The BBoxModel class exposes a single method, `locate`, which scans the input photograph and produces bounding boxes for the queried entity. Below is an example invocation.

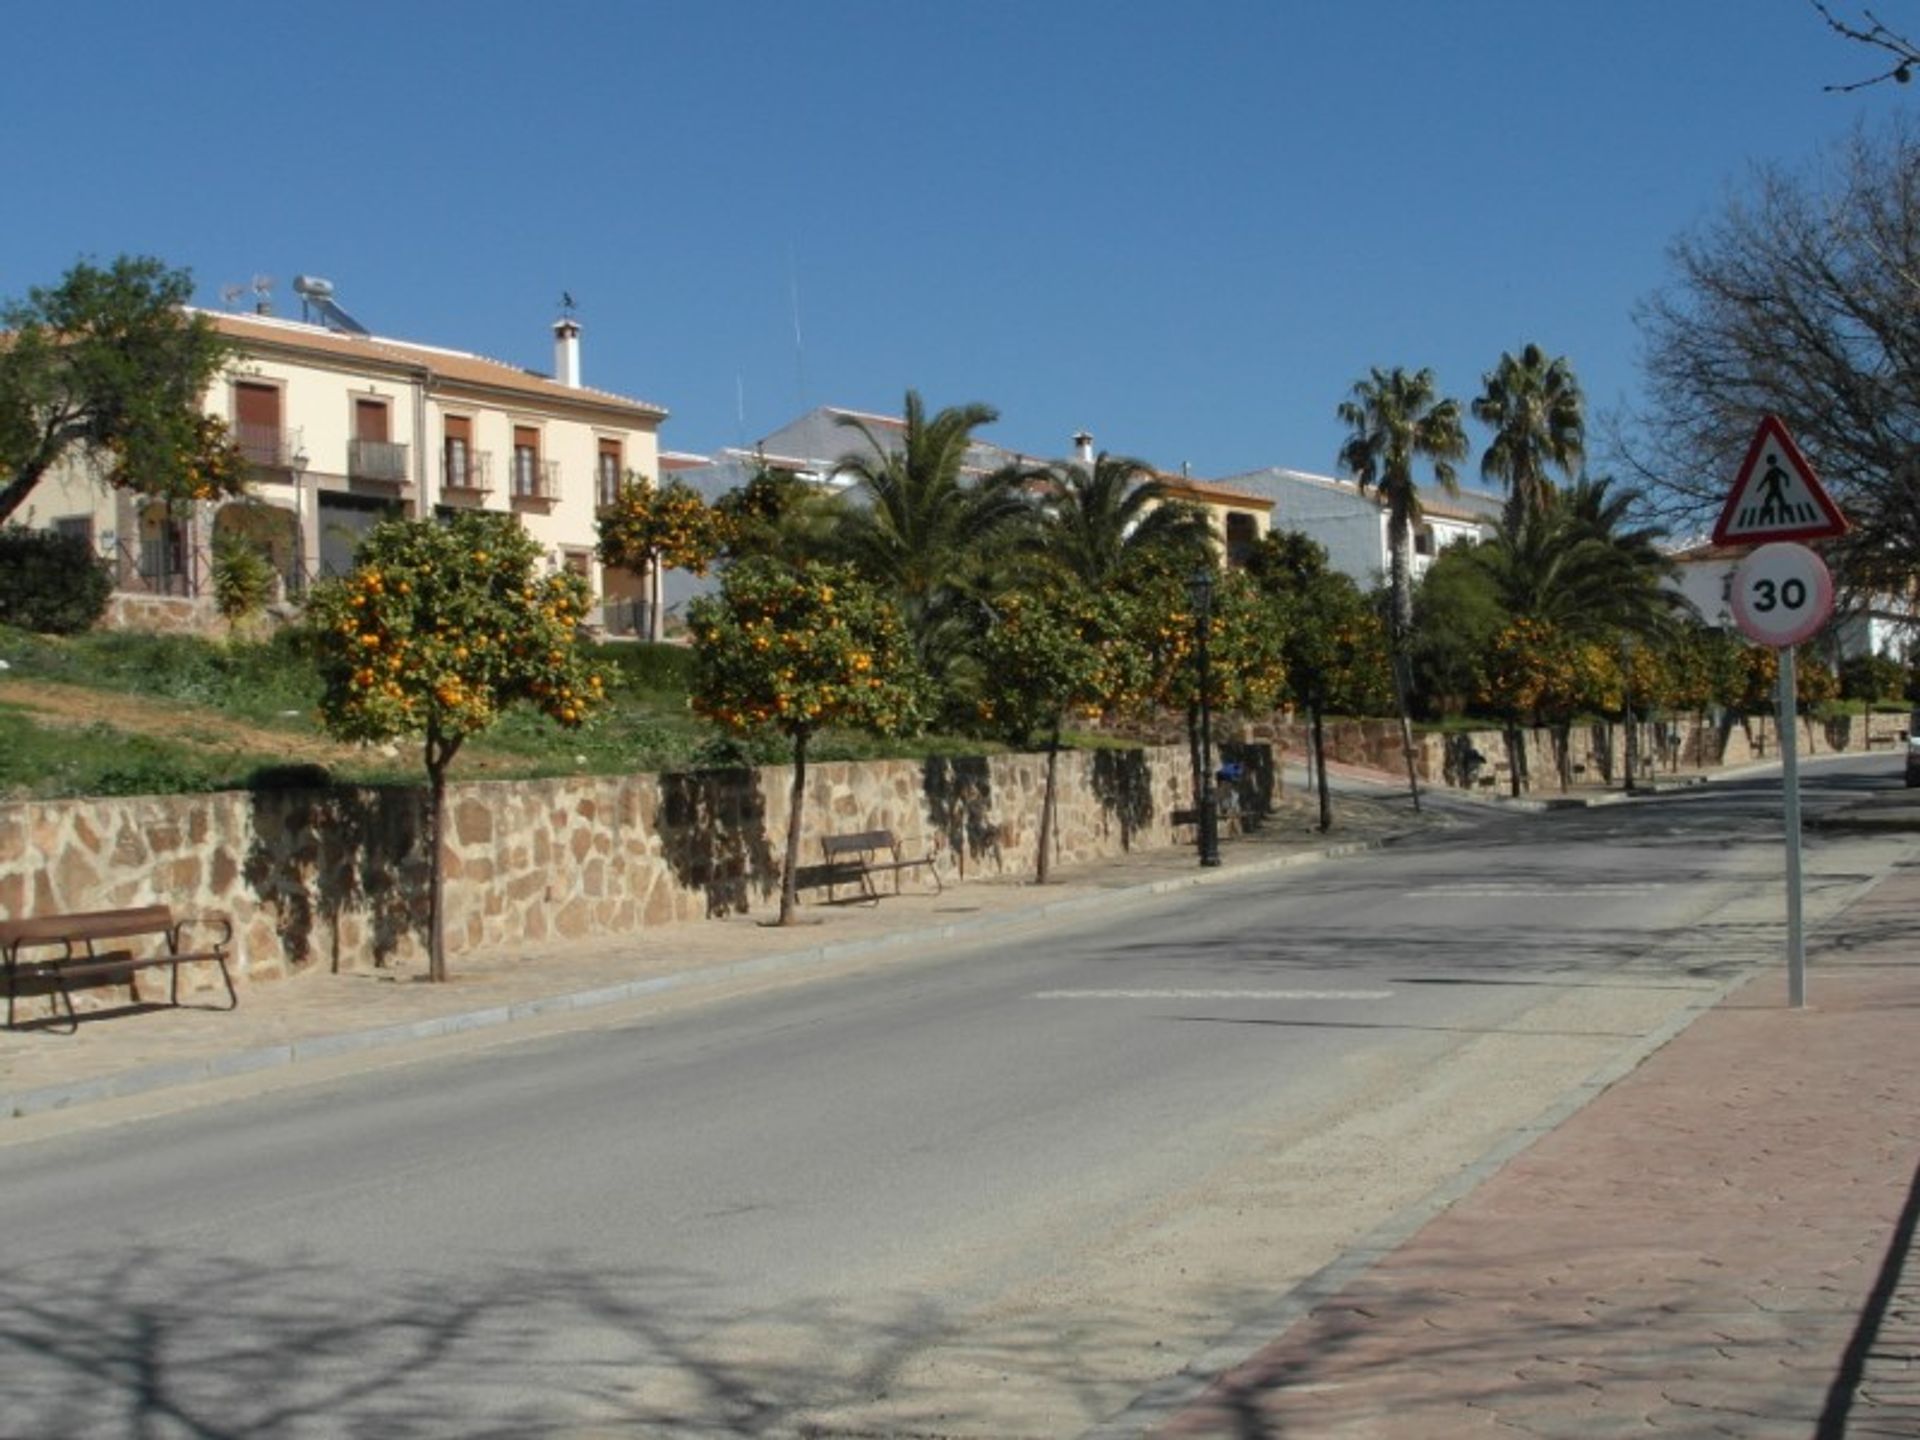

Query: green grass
[0,627,1047,798]
[0,705,298,799]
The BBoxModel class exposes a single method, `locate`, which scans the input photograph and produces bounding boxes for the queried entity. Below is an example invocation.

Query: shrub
[0,527,112,634]
[211,533,278,621]
[1840,652,1906,705]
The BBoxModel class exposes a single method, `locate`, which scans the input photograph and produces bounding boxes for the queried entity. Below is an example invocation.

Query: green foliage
[0,256,240,524]
[827,390,1037,677]
[0,527,111,634]
[1408,546,1504,716]
[210,532,277,621]
[1840,651,1907,704]
[596,473,731,577]
[1337,365,1469,640]
[1025,452,1214,589]
[972,585,1145,747]
[586,640,696,699]
[688,557,926,741]
[304,511,603,771]
[713,465,843,563]
[1472,343,1585,527]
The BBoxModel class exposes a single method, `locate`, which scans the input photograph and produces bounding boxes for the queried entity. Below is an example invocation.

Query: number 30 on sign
[1730,541,1834,649]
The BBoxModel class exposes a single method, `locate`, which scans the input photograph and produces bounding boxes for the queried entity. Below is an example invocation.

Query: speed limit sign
[1730,541,1834,648]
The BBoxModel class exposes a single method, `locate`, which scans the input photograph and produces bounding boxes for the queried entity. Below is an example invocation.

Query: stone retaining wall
[0,743,1226,1004]
[1269,710,1906,793]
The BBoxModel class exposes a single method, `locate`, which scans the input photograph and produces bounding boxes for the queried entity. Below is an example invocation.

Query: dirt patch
[0,678,365,766]
[0,678,518,775]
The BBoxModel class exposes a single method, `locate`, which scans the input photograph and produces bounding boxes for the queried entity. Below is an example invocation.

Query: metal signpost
[1712,417,1848,1009]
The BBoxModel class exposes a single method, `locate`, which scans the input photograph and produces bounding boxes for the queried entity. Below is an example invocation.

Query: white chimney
[553,317,582,387]
[1072,430,1094,464]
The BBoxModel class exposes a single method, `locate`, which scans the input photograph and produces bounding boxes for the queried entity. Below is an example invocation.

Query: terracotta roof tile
[200,310,668,420]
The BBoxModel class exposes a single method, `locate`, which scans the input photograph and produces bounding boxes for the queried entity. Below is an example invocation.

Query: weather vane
[560,291,577,318]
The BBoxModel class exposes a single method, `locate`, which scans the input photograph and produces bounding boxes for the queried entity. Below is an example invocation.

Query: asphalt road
[0,757,1907,1439]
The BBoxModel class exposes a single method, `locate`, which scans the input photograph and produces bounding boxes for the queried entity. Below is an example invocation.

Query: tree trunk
[423,727,461,983]
[778,727,809,925]
[1311,700,1332,833]
[1186,699,1203,805]
[1390,651,1421,812]
[1554,721,1571,791]
[1036,725,1060,884]
[1505,723,1523,799]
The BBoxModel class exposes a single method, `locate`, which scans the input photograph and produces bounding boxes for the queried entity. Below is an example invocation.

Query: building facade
[20,307,667,626]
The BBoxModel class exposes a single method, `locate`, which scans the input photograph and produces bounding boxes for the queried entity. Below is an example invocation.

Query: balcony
[349,438,410,486]
[237,424,302,470]
[509,456,561,510]
[441,448,493,500]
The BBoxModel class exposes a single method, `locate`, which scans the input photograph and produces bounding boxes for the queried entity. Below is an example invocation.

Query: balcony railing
[510,457,561,504]
[442,448,493,496]
[348,438,410,485]
[237,424,302,469]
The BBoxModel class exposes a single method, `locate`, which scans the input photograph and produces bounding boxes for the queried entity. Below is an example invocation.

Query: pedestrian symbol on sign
[1711,415,1847,546]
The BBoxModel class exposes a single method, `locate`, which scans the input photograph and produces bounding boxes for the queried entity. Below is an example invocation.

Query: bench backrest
[0,905,175,950]
[821,829,896,861]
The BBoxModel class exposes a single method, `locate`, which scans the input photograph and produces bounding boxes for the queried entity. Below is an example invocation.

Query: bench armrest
[171,914,233,953]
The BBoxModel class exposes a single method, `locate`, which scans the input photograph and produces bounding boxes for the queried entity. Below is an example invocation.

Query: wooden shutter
[235,381,280,428]
[355,399,390,442]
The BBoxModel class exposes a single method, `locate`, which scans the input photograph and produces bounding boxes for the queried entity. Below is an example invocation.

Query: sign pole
[1778,645,1806,1008]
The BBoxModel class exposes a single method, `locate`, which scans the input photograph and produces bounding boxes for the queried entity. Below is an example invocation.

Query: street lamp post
[1188,567,1222,868]
[1620,634,1637,795]
[289,448,310,599]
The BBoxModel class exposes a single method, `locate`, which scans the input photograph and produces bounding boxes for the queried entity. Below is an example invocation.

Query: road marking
[1408,884,1670,898]
[1033,989,1393,1001]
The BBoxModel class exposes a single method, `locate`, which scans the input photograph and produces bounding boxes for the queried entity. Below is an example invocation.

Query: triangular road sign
[1711,415,1848,546]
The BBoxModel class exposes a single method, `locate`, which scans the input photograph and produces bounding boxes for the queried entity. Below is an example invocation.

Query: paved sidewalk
[1128,851,1920,1439]
[0,786,1446,1120]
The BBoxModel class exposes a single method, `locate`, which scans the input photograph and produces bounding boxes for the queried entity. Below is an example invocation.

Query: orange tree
[1249,533,1392,830]
[687,558,926,924]
[1128,566,1287,804]
[595,474,733,640]
[305,510,603,981]
[972,583,1146,882]
[1478,616,1564,795]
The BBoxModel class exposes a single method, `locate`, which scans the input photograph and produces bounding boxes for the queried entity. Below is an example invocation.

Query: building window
[444,415,474,489]
[234,380,284,466]
[1225,513,1258,568]
[349,398,407,483]
[52,515,95,548]
[513,425,541,498]
[597,439,623,508]
[1414,525,1436,557]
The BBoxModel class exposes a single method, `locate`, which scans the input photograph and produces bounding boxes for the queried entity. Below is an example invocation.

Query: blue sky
[2,2,1910,488]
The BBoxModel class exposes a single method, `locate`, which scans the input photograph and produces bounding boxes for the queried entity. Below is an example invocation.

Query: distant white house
[1669,542,1915,663]
[653,410,1274,631]
[1215,467,1501,590]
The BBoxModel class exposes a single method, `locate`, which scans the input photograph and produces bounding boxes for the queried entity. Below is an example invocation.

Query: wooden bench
[817,829,942,904]
[1171,805,1243,839]
[2,905,237,1031]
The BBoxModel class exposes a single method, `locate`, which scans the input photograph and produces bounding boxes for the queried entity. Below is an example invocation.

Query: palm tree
[1472,476,1683,639]
[1336,366,1469,643]
[1473,343,1585,531]
[831,391,1037,678]
[1463,476,1690,792]
[1027,451,1214,587]
[1337,367,1467,809]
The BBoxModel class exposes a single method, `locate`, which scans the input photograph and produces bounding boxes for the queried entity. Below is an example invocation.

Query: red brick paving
[1156,860,1920,1439]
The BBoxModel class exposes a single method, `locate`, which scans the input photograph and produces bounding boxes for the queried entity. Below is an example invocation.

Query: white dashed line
[1032,989,1393,1001]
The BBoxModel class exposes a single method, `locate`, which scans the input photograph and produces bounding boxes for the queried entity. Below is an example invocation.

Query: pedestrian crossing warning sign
[1711,414,1848,546]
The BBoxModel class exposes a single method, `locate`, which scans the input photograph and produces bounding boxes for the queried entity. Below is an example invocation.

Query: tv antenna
[219,284,246,309]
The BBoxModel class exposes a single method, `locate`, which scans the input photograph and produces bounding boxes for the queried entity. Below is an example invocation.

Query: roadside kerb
[2,834,1393,1121]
